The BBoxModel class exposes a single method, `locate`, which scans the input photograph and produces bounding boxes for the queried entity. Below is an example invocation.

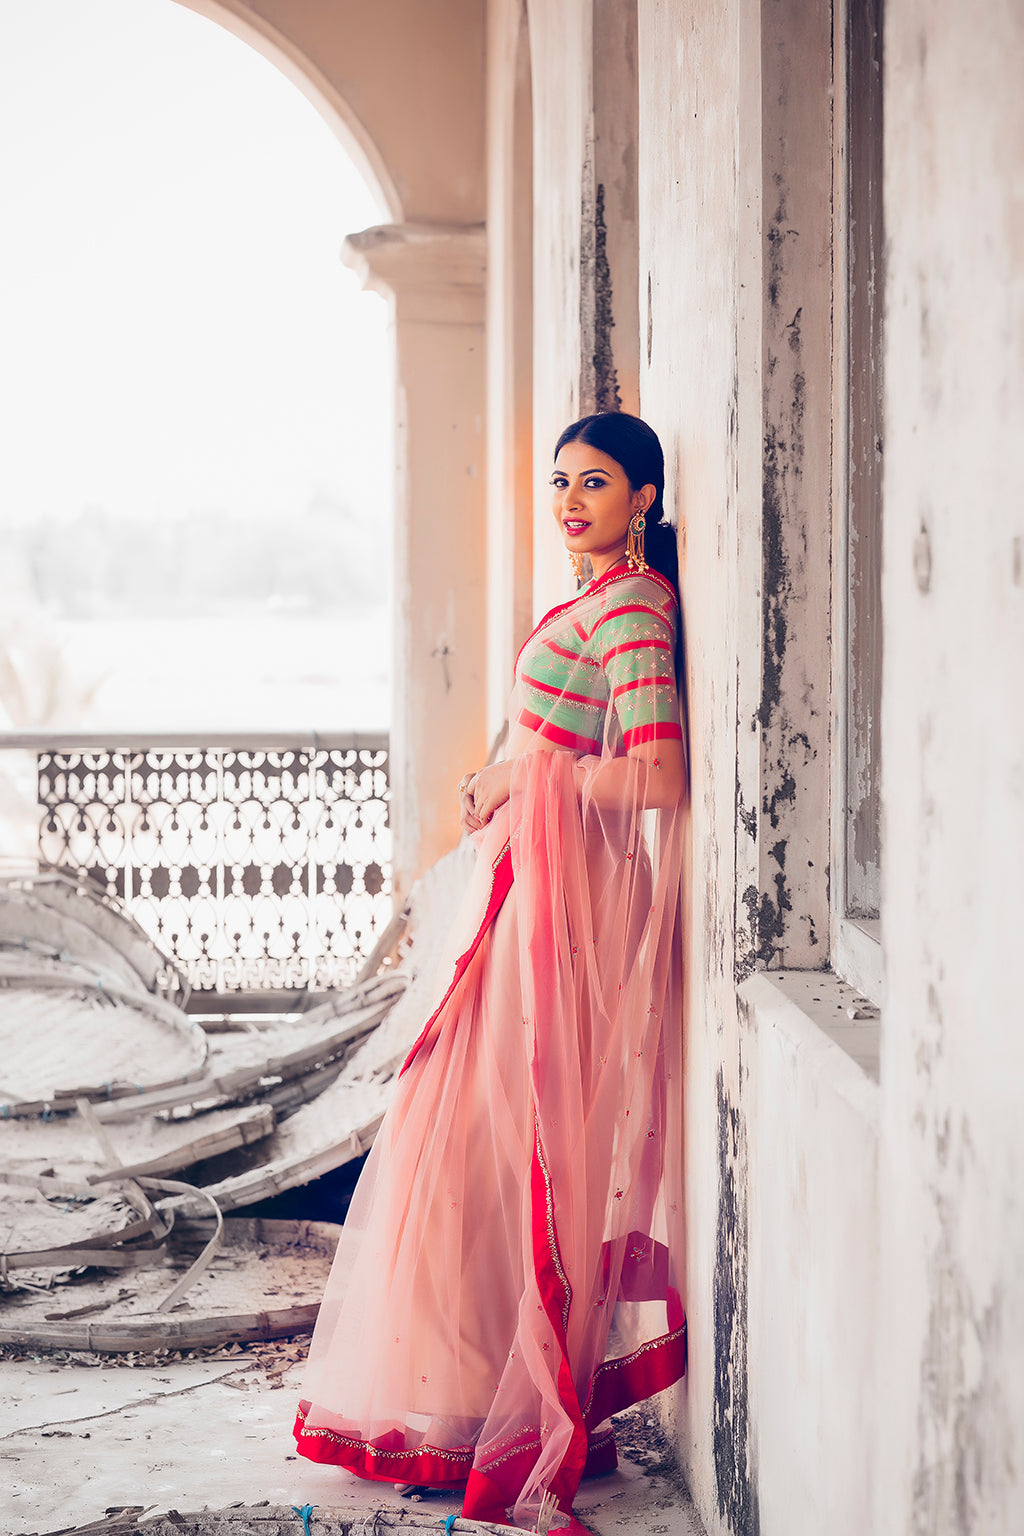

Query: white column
[344,222,488,895]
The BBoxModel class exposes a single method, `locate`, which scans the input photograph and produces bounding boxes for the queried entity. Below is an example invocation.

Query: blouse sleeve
[596,597,682,752]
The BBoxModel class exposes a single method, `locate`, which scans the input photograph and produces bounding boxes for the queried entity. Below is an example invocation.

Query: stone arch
[174,0,487,228]
[173,0,402,219]
[174,0,490,892]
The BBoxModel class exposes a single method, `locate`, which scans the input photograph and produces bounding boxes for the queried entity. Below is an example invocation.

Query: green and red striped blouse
[513,564,682,755]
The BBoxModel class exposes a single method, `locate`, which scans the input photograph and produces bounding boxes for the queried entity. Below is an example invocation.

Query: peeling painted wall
[636,5,754,1533]
[875,2,1024,1533]
[528,0,643,619]
[629,0,1021,1532]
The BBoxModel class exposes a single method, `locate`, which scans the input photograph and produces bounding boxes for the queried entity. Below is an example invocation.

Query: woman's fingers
[458,762,511,830]
[459,770,487,832]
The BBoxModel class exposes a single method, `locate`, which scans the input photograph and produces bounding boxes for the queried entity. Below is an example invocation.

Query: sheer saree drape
[294,566,687,1531]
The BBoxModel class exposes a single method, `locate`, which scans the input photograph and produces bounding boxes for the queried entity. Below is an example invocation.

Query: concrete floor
[0,1352,704,1536]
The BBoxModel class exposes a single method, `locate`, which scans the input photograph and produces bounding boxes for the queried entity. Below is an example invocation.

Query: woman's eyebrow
[551,466,611,476]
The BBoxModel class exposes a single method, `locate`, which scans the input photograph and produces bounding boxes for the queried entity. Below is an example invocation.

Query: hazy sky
[0,0,391,531]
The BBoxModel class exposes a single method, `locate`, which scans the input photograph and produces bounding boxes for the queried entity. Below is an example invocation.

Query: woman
[294,412,688,1533]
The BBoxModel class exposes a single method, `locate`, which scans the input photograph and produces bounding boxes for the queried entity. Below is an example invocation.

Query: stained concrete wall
[527,0,592,616]
[515,1,1022,1534]
[875,1,1024,1531]
[526,0,646,620]
[493,0,885,1528]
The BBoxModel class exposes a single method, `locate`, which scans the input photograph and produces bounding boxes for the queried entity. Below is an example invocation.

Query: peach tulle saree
[294,563,687,1531]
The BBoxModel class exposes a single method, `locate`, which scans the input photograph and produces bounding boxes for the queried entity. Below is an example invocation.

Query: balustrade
[4,733,391,997]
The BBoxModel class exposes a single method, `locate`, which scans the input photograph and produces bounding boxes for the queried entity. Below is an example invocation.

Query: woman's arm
[574,738,688,811]
[458,738,686,833]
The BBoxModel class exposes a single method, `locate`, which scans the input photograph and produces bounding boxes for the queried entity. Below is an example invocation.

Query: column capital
[343,222,486,322]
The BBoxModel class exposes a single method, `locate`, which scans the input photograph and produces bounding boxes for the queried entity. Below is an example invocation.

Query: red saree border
[292,1400,472,1488]
[399,839,513,1078]
[461,1125,688,1525]
[582,1315,687,1431]
[292,1403,619,1501]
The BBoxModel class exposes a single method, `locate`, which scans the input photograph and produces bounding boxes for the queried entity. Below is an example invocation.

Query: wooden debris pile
[29,1505,512,1535]
[0,848,474,1355]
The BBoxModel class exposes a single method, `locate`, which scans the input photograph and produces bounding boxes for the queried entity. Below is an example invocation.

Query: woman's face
[550,441,654,579]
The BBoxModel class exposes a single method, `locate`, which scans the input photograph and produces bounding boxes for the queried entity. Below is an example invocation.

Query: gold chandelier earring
[626,508,649,574]
[569,549,584,582]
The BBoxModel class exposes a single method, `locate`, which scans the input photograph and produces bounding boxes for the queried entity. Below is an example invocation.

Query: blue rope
[292,1506,314,1536]
[441,1518,458,1535]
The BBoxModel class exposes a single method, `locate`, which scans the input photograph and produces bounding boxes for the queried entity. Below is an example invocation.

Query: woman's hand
[458,760,513,833]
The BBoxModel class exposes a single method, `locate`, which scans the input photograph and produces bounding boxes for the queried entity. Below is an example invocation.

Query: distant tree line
[6,494,384,620]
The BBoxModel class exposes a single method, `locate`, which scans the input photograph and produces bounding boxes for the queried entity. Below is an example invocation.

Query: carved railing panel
[33,736,391,993]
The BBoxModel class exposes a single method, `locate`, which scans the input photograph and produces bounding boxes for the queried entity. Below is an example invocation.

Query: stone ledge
[737,969,882,1095]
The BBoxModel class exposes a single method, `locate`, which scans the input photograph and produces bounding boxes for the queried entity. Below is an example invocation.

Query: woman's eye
[585,478,607,489]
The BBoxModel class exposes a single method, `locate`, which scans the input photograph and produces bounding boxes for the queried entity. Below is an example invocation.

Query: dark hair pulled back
[555,411,682,684]
[554,412,679,596]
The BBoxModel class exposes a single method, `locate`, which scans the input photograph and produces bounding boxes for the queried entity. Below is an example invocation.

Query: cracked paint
[713,1068,760,1536]
[580,176,621,414]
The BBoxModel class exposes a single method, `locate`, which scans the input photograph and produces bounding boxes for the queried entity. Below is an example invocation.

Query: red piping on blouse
[514,563,678,676]
[603,637,672,663]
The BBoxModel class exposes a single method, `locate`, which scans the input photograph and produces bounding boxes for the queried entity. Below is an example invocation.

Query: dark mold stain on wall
[714,1067,760,1536]
[738,881,788,974]
[759,420,788,731]
[753,180,814,963]
[589,182,621,413]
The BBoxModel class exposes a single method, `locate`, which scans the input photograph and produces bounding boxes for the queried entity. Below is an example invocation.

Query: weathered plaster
[581,0,641,416]
[527,0,591,617]
[712,1068,759,1536]
[876,3,1024,1533]
[637,5,750,1535]
[753,0,834,974]
[740,971,880,1535]
[528,0,642,619]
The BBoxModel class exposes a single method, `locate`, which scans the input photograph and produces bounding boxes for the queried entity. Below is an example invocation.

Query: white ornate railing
[2,732,391,998]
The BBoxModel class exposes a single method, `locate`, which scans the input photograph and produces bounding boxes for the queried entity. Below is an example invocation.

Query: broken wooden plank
[0,976,208,1119]
[0,1217,341,1356]
[32,1504,512,1535]
[0,1301,320,1354]
[89,997,392,1122]
[172,1110,385,1215]
[1,871,190,1002]
[85,1106,276,1184]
